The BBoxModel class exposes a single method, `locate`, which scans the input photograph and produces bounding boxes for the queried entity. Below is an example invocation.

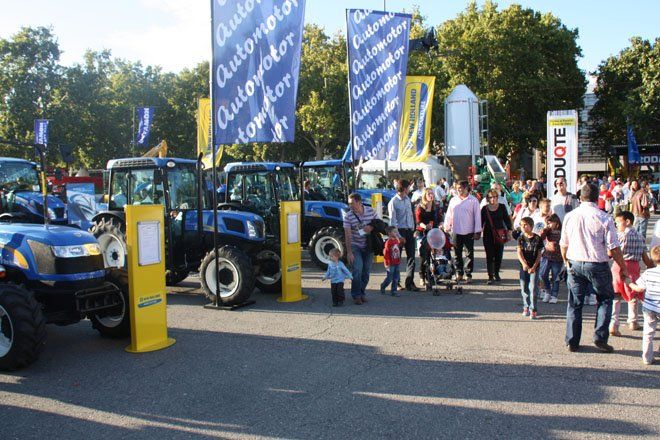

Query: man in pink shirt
[444,180,482,283]
[560,183,628,353]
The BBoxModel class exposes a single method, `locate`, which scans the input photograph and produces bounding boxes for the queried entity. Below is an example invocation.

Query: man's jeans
[380,265,400,295]
[539,258,563,298]
[519,269,537,311]
[634,216,649,240]
[566,261,614,347]
[350,245,373,298]
[452,233,475,277]
[399,228,416,287]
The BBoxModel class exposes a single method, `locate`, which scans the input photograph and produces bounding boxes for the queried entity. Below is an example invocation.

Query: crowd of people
[327,173,659,365]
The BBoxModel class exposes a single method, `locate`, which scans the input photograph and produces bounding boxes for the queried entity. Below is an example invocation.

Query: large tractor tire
[309,226,346,270]
[91,217,127,269]
[0,284,47,371]
[200,246,255,306]
[166,269,189,286]
[90,269,131,338]
[255,247,282,294]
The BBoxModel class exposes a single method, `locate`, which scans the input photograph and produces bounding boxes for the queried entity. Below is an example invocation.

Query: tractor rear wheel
[309,226,345,270]
[0,284,46,371]
[200,246,254,306]
[90,269,131,338]
[91,217,127,269]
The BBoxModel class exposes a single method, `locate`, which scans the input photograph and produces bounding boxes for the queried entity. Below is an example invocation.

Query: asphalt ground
[2,222,660,439]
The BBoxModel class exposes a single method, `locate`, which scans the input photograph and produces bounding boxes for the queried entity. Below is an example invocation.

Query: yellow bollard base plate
[277,294,309,303]
[125,338,176,354]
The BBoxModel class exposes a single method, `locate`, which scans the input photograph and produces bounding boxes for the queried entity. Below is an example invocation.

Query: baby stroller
[420,228,463,295]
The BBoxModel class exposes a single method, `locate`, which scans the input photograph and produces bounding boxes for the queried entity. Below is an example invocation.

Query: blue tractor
[90,157,266,305]
[221,162,348,277]
[0,224,130,370]
[0,157,67,225]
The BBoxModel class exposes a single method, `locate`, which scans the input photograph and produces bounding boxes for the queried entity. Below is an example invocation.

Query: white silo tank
[444,85,481,179]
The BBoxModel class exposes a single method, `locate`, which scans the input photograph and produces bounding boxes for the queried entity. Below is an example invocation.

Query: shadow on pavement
[2,328,658,439]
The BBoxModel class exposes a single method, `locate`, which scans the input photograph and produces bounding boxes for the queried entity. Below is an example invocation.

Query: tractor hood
[0,224,97,247]
[304,200,348,222]
[13,191,66,209]
[356,188,395,203]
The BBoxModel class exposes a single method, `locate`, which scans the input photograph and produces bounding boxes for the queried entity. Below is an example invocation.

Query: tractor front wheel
[90,269,131,338]
[0,284,46,371]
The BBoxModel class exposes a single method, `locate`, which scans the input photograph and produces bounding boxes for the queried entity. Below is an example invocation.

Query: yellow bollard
[372,193,384,263]
[124,205,175,353]
[277,201,308,303]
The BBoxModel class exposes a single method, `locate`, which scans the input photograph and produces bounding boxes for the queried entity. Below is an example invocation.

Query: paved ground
[1,228,660,439]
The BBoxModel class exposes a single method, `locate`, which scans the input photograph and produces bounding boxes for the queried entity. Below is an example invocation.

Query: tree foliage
[591,37,660,148]
[1,3,635,170]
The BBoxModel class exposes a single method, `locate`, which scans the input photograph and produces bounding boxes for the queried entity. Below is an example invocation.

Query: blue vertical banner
[136,107,155,148]
[211,0,306,145]
[34,119,49,147]
[347,10,411,161]
[627,125,641,164]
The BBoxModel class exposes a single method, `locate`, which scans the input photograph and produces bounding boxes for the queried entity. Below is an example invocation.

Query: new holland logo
[138,294,163,308]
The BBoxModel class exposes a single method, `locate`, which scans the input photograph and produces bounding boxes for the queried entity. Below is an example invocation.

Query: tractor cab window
[109,168,164,209]
[0,161,40,192]
[167,166,201,210]
[227,172,276,211]
[304,166,346,202]
[274,169,299,202]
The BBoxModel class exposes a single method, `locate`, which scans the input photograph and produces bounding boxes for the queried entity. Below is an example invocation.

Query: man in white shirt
[434,179,446,208]
[550,177,579,223]
[410,179,425,205]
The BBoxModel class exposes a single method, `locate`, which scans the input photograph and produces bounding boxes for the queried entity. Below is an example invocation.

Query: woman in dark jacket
[481,189,513,284]
[416,188,442,287]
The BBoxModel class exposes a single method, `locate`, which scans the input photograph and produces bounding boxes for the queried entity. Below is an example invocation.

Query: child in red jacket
[381,226,404,296]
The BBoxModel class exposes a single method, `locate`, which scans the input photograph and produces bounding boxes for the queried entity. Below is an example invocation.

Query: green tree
[436,1,586,160]
[591,37,660,149]
[0,26,61,157]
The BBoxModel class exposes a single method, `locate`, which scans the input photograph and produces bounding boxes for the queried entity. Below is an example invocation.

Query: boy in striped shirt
[627,245,660,365]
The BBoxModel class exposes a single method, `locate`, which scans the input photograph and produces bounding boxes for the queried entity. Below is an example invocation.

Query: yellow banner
[398,76,435,162]
[197,98,222,168]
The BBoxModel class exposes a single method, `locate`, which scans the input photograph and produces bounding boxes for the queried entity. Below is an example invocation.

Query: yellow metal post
[372,193,384,263]
[124,205,175,353]
[277,201,308,303]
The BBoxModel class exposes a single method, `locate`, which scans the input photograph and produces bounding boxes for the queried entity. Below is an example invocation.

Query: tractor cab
[300,159,353,203]
[0,157,67,224]
[222,162,299,237]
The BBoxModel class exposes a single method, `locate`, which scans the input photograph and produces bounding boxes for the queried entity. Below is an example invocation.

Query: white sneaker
[588,295,597,305]
[542,292,551,303]
[549,296,558,304]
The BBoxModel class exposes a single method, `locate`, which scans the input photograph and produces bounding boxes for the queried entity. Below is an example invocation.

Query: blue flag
[212,0,306,145]
[34,119,49,147]
[136,107,155,147]
[347,10,411,162]
[341,142,352,163]
[627,125,641,164]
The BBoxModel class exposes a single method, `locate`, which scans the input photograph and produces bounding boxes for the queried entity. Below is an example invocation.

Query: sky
[0,0,657,75]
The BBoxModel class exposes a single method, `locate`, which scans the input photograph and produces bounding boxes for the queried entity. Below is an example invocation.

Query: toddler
[381,226,404,296]
[322,248,352,306]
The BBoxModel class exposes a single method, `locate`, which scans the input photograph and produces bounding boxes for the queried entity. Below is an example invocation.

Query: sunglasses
[528,199,538,203]
[487,196,498,199]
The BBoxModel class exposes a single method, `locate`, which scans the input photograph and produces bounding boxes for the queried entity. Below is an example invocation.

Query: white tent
[358,156,452,185]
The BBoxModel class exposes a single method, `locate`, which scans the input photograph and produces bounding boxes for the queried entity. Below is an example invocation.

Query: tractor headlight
[51,243,101,258]
[246,220,258,238]
[47,208,57,219]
